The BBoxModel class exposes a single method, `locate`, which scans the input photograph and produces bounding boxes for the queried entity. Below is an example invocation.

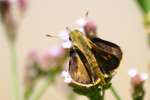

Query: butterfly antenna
[46,34,53,37]
[45,34,59,38]
[85,11,89,18]
[66,27,71,32]
[85,11,89,17]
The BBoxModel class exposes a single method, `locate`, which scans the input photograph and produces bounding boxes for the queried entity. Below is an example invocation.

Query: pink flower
[128,68,148,87]
[39,47,65,71]
[58,30,72,48]
[76,17,97,38]
[27,50,39,62]
[83,19,97,34]
[18,0,28,13]
[0,0,28,42]
[128,68,148,99]
[24,50,39,86]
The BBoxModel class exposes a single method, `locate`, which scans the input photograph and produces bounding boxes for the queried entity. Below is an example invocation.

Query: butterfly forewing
[89,37,122,73]
[69,49,92,84]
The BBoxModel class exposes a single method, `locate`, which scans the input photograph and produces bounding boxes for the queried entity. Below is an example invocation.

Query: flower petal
[61,71,72,83]
[49,47,63,57]
[62,41,72,48]
[76,18,86,27]
[58,30,69,40]
[140,73,148,81]
[128,68,137,77]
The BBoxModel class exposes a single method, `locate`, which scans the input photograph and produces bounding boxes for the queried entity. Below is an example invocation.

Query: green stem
[87,88,105,100]
[29,78,51,100]
[88,91,104,100]
[9,42,20,100]
[110,85,121,100]
[24,80,37,100]
[73,85,104,100]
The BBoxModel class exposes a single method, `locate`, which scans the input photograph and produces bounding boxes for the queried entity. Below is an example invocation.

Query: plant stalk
[9,42,20,100]
[29,78,51,100]
[110,85,121,100]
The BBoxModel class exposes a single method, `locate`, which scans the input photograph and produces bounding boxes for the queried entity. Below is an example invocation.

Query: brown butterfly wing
[69,48,93,84]
[90,37,123,73]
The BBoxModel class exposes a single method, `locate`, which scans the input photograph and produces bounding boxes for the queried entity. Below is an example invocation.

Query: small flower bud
[18,0,27,13]
[0,0,18,42]
[24,50,40,87]
[0,0,28,42]
[128,68,148,100]
[76,18,97,39]
[131,74,144,88]
[84,20,97,38]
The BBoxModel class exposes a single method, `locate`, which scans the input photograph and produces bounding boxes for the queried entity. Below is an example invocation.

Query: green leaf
[137,0,150,13]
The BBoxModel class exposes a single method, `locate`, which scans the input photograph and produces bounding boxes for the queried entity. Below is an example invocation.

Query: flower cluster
[128,68,148,100]
[0,0,28,42]
[24,47,68,99]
